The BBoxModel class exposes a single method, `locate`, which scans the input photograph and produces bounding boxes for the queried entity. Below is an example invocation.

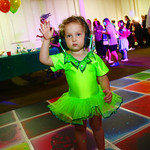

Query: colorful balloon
[0,0,10,13]
[10,0,21,14]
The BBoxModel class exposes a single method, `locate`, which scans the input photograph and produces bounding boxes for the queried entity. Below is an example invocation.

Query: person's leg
[120,49,124,59]
[111,50,118,62]
[110,46,119,67]
[95,41,101,56]
[74,120,87,150]
[105,49,109,61]
[89,116,105,150]
[123,50,128,59]
[130,34,135,48]
[107,49,114,63]
[121,49,128,62]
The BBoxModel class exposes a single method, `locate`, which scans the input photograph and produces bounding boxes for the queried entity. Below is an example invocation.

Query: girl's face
[64,22,85,51]
[86,19,91,25]
[118,22,123,28]
[95,21,98,26]
[118,22,121,27]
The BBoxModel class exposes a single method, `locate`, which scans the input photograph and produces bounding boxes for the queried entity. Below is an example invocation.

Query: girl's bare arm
[97,75,112,103]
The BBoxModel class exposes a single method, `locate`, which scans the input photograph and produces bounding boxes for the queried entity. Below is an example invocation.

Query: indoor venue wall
[0,0,79,53]
[0,0,149,53]
[84,0,150,29]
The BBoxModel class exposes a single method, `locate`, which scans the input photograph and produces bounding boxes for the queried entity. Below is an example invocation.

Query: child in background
[117,20,131,62]
[39,16,122,150]
[93,19,105,57]
[102,27,113,64]
[102,18,119,67]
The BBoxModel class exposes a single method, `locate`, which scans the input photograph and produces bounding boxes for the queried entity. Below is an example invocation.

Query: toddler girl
[39,16,122,150]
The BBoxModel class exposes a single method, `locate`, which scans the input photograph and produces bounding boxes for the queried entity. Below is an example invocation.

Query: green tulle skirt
[48,91,122,125]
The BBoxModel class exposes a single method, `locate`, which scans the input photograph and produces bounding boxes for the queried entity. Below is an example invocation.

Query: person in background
[86,19,94,51]
[102,18,119,67]
[102,26,113,64]
[146,7,150,34]
[50,30,61,52]
[117,20,131,62]
[93,18,106,58]
[141,15,149,47]
[86,19,92,33]
[132,19,144,48]
[124,16,135,50]
[39,15,122,150]
[49,29,64,79]
[111,20,116,28]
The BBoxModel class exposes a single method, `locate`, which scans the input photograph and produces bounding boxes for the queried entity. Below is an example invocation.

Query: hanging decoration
[9,0,21,14]
[0,0,10,13]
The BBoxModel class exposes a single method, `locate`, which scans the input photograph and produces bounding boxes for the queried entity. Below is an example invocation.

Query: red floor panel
[124,81,150,94]
[122,95,150,117]
[48,97,60,103]
[115,126,150,150]
[32,125,97,150]
[0,124,25,149]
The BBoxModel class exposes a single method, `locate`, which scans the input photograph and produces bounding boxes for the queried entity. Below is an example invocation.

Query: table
[0,48,59,81]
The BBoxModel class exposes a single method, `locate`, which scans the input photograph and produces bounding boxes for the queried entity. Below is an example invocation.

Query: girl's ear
[59,33,69,51]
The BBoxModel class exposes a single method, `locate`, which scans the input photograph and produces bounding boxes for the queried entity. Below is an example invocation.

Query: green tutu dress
[48,51,122,125]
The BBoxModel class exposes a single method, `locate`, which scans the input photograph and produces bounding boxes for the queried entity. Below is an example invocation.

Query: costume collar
[64,51,95,73]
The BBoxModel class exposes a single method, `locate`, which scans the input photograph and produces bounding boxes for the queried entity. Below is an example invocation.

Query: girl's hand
[103,89,112,103]
[39,21,54,40]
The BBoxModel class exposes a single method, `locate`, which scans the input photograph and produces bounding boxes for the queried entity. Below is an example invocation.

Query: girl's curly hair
[59,16,87,37]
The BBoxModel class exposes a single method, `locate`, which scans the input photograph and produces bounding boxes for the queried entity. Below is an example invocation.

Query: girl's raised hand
[39,21,54,40]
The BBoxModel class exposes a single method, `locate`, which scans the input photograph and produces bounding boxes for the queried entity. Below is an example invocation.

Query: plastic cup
[7,51,11,56]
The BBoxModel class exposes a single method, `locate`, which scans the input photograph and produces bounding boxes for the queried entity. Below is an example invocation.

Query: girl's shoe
[108,60,114,64]
[105,56,108,61]
[110,62,119,67]
[121,58,128,62]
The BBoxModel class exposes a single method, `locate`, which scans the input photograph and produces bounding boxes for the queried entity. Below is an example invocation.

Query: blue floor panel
[113,89,144,104]
[102,108,150,142]
[110,78,139,88]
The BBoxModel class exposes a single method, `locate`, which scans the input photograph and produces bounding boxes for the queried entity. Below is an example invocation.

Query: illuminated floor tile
[0,124,25,149]
[5,142,30,150]
[0,112,15,126]
[48,97,60,103]
[102,109,150,142]
[147,78,150,81]
[110,86,118,91]
[143,69,150,73]
[113,89,144,104]
[124,81,150,94]
[122,95,150,117]
[127,72,150,80]
[21,113,66,139]
[110,78,139,88]
[32,125,97,150]
[15,102,49,120]
[115,125,150,150]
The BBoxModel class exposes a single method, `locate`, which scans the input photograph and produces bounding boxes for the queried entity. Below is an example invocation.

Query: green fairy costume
[48,51,122,125]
